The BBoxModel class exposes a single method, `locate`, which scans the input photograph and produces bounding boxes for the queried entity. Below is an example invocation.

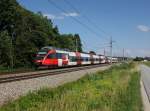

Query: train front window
[35,51,47,60]
[38,51,47,55]
[47,53,63,59]
[36,54,45,60]
[47,54,56,59]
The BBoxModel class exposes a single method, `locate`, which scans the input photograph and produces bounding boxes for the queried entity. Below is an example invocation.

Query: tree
[0,31,12,67]
[133,57,144,61]
[89,51,96,55]
[0,0,18,33]
[0,0,83,68]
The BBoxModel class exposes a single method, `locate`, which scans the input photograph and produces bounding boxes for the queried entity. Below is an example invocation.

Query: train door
[58,59,62,66]
[62,53,68,66]
[75,52,81,65]
[90,54,94,64]
[57,53,62,67]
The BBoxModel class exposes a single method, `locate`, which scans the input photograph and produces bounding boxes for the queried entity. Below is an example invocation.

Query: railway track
[0,64,109,84]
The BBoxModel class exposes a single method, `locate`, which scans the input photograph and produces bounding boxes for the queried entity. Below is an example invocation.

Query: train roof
[42,46,71,52]
[41,46,105,57]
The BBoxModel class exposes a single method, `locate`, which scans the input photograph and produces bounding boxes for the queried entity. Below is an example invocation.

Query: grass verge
[0,63,143,111]
[143,61,150,67]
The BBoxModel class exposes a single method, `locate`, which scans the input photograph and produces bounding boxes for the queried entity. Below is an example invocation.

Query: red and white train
[34,46,109,68]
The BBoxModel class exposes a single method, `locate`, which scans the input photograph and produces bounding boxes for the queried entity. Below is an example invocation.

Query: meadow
[143,61,150,67]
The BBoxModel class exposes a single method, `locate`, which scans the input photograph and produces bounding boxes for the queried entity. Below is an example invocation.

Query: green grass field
[0,63,143,111]
[143,61,150,67]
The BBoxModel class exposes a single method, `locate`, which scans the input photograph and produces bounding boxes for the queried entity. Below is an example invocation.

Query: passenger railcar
[34,46,108,68]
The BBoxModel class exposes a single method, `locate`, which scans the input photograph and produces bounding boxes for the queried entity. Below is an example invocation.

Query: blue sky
[17,0,150,57]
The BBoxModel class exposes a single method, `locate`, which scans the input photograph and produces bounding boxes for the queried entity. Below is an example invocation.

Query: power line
[62,0,119,60]
[48,0,109,41]
[63,0,111,39]
[48,0,123,59]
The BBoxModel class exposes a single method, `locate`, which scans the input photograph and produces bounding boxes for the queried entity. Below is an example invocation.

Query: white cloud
[43,14,64,20]
[43,12,79,20]
[62,12,79,17]
[137,25,150,32]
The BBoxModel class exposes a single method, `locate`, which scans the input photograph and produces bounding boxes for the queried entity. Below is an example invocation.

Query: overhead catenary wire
[48,0,127,59]
[63,0,111,39]
[63,0,121,60]
[48,0,109,41]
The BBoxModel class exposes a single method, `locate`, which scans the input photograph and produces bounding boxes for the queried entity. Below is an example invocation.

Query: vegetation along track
[0,64,109,84]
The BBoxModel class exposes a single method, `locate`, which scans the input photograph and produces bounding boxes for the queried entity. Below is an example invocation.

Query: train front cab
[42,50,69,67]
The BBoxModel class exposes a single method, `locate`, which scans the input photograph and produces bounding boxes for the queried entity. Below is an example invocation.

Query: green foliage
[0,0,83,68]
[59,34,82,52]
[0,31,12,67]
[0,63,142,111]
[133,57,144,61]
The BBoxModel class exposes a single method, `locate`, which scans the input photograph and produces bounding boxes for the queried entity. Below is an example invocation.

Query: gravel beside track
[0,64,107,84]
[0,65,109,106]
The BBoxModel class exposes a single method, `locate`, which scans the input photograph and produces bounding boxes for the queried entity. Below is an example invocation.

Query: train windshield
[38,51,47,55]
[35,50,48,60]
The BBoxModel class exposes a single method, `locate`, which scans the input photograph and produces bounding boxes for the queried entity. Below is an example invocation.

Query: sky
[17,0,150,57]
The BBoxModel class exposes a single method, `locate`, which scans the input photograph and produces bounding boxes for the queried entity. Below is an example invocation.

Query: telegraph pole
[75,37,78,52]
[123,48,125,62]
[104,48,106,56]
[110,36,113,64]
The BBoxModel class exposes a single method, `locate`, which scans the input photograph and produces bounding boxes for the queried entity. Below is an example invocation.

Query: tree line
[0,0,82,68]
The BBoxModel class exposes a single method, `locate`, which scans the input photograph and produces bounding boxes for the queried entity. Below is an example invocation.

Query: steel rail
[0,64,108,84]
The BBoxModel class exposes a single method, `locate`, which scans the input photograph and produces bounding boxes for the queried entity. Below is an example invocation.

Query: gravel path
[140,65,150,111]
[0,65,109,106]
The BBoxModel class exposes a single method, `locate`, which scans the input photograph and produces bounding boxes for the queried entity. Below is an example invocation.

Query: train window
[85,57,88,61]
[56,53,62,59]
[47,53,66,59]
[86,58,88,61]
[84,57,86,61]
[62,54,68,59]
[47,54,56,59]
[81,57,89,62]
[35,55,45,60]
[69,56,76,62]
[38,51,47,55]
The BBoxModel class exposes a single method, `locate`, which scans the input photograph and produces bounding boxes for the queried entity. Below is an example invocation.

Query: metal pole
[76,38,78,52]
[104,48,105,56]
[110,36,112,64]
[123,48,124,62]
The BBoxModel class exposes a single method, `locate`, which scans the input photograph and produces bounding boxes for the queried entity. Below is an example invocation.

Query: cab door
[75,52,81,65]
[57,53,63,67]
[62,54,68,66]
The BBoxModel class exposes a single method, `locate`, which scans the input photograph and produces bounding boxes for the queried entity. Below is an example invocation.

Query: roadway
[140,65,150,111]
